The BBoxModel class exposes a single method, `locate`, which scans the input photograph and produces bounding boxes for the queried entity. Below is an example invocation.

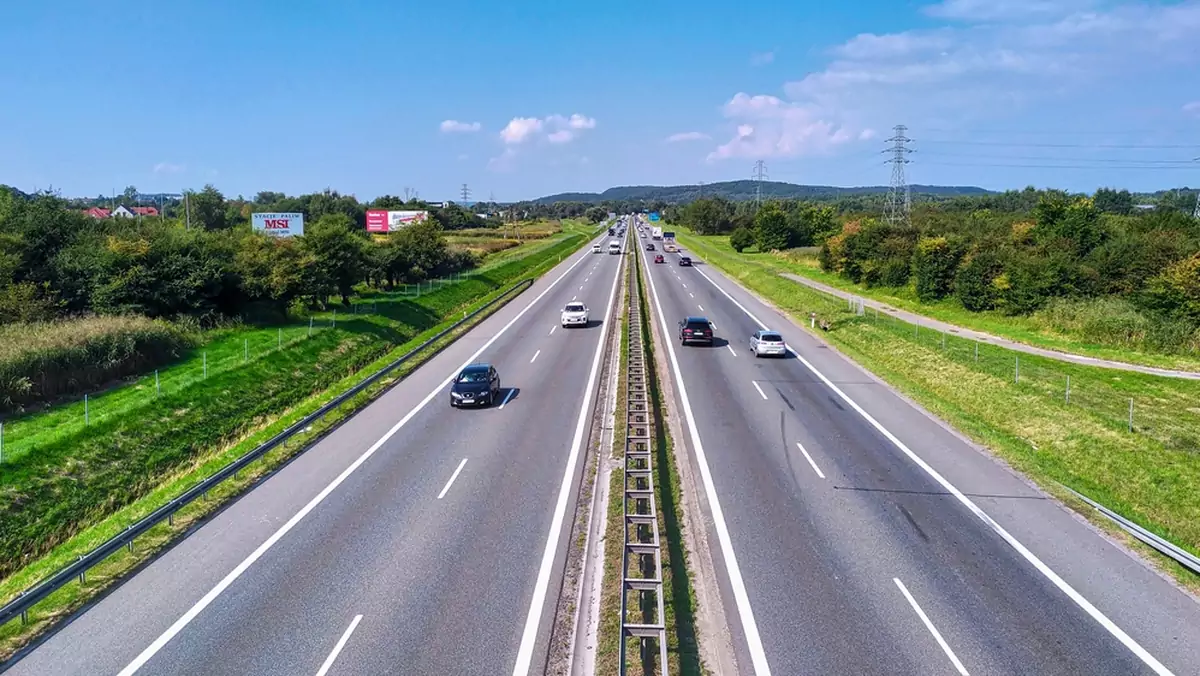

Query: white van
[591,244,602,254]
[608,241,621,255]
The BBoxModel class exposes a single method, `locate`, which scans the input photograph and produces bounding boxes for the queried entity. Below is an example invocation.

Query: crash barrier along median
[0,278,535,629]
[619,251,669,675]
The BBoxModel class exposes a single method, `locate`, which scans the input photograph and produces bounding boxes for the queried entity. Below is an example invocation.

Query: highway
[635,228,1200,675]
[5,231,624,676]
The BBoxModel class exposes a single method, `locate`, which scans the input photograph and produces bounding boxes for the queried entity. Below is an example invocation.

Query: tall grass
[0,316,199,414]
[1035,297,1200,354]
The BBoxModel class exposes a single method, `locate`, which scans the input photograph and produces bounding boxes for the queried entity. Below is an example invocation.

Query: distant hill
[533,180,993,204]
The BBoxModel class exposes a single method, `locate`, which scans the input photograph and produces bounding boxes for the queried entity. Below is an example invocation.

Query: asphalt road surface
[6,232,625,676]
[635,232,1200,676]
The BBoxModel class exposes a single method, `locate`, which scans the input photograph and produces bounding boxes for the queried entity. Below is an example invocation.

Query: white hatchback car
[750,330,787,357]
[561,302,589,328]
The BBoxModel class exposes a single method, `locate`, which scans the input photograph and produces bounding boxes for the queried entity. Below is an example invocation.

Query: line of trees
[0,186,483,325]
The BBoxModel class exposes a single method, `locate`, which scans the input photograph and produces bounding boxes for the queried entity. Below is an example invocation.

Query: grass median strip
[0,231,591,661]
[596,255,703,676]
[680,231,1200,590]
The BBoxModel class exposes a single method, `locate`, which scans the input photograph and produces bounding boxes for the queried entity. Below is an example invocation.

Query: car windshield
[761,333,783,342]
[565,304,584,312]
[458,370,489,383]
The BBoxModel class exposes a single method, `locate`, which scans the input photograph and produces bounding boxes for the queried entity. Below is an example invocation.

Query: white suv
[561,302,589,328]
[591,244,602,254]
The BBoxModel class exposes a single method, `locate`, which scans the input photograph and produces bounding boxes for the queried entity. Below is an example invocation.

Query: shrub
[0,315,199,413]
[912,236,962,302]
[729,227,755,252]
[955,248,1004,311]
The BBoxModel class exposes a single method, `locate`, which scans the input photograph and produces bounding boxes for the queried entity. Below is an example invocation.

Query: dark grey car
[450,363,501,408]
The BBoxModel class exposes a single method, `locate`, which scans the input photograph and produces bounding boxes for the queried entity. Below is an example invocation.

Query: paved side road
[637,237,1200,676]
[779,271,1200,380]
[5,235,624,676]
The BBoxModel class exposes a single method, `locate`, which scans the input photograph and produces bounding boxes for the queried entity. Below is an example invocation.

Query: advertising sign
[649,212,661,221]
[365,209,430,233]
[252,212,304,237]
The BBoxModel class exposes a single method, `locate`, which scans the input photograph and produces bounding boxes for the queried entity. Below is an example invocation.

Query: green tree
[681,198,734,235]
[584,206,607,223]
[190,185,229,231]
[1093,188,1134,215]
[912,236,962,302]
[303,214,367,306]
[754,204,792,251]
[955,247,1004,311]
[729,227,755,253]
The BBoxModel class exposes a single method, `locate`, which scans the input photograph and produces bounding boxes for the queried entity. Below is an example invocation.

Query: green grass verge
[679,231,1200,590]
[596,258,703,676]
[0,231,591,659]
[681,231,1200,373]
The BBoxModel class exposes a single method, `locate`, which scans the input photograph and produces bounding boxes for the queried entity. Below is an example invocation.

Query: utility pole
[884,125,914,226]
[184,189,191,230]
[460,183,471,203]
[752,160,768,208]
[698,181,705,198]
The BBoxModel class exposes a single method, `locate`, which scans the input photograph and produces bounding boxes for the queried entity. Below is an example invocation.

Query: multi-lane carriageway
[7,218,1200,676]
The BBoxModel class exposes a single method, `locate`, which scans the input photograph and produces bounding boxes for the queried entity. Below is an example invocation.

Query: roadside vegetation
[0,227,592,658]
[665,189,1200,371]
[680,231,1200,587]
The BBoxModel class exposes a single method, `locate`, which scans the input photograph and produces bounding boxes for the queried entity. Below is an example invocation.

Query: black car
[646,243,655,251]
[450,363,501,408]
[678,316,714,345]
[679,256,692,266]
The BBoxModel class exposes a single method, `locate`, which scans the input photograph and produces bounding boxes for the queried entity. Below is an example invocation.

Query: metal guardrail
[0,278,535,628]
[619,248,669,675]
[1060,484,1200,576]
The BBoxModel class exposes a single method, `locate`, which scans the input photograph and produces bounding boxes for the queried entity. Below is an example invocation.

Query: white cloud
[751,50,776,66]
[924,0,1097,22]
[500,113,597,145]
[457,153,469,160]
[153,162,184,175]
[500,117,544,144]
[859,129,878,141]
[1184,101,1200,116]
[706,93,860,162]
[440,120,481,133]
[487,147,518,172]
[666,131,711,143]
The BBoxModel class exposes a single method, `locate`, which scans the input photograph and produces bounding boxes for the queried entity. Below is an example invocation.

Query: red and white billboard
[366,210,429,233]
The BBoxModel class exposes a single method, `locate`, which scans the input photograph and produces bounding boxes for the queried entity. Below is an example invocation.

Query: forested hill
[533,180,993,204]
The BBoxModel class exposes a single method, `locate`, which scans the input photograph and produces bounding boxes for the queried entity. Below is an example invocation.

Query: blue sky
[1,0,1198,201]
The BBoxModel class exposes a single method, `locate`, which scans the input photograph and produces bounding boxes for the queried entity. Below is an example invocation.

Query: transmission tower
[460,183,471,203]
[752,160,769,207]
[1193,191,1200,220]
[884,125,914,225]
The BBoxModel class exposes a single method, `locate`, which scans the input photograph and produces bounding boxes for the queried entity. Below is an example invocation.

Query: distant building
[110,205,159,218]
[84,207,111,219]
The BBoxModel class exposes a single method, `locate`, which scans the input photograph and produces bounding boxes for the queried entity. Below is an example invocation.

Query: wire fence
[807,290,1200,453]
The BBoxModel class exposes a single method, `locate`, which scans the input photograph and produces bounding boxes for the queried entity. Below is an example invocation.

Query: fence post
[203,351,208,379]
[1065,375,1070,403]
[244,338,248,362]
[1,422,4,463]
[309,317,313,337]
[332,310,336,329]
[1014,356,1019,383]
[85,394,89,425]
[278,328,282,348]
[1129,398,1134,432]
[155,370,160,397]
[914,321,918,338]
[974,341,978,362]
[941,332,946,350]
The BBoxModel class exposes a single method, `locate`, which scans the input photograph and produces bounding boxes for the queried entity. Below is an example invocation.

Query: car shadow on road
[497,387,520,407]
[688,337,729,348]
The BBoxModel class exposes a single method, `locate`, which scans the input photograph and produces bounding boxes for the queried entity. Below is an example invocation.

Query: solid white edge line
[751,381,768,400]
[894,578,969,675]
[690,265,1176,676]
[726,344,737,357]
[498,387,517,409]
[116,246,597,676]
[638,246,773,674]
[531,349,541,364]
[314,614,364,676]
[511,236,624,675]
[437,458,469,500]
[794,441,825,480]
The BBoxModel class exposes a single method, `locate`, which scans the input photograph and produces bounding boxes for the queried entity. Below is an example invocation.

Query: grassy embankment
[724,241,1200,372]
[596,256,702,676]
[679,231,1200,588]
[0,225,593,658]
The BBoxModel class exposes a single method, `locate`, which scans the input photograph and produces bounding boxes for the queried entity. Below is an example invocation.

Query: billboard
[649,212,661,222]
[365,209,430,233]
[252,212,304,237]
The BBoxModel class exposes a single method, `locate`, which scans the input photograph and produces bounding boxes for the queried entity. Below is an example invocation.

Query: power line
[921,140,1199,149]
[920,161,1199,170]
[884,125,913,226]
[920,151,1200,165]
